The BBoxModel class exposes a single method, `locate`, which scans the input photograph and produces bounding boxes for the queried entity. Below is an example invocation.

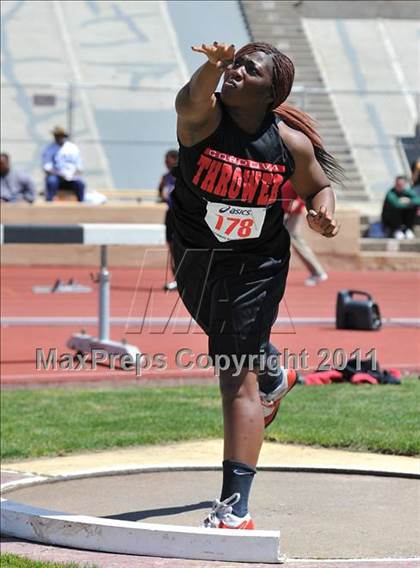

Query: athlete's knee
[219,368,258,402]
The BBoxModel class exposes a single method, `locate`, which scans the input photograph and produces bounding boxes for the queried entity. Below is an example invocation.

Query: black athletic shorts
[173,237,290,360]
[165,209,174,243]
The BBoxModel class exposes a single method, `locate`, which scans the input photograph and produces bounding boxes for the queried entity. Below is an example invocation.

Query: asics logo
[218,206,252,215]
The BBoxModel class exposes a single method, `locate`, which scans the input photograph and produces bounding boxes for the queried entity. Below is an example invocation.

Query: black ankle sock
[221,459,256,517]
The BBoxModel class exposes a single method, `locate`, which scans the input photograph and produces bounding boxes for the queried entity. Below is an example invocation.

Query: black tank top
[172,96,295,258]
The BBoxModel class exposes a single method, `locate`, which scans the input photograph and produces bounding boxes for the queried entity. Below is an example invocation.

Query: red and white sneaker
[202,493,255,529]
[260,368,298,428]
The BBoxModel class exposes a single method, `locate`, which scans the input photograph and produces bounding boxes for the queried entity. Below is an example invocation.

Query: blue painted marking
[1,0,49,175]
[111,3,148,43]
[335,20,399,179]
[365,102,399,177]
[84,0,100,16]
[335,20,367,91]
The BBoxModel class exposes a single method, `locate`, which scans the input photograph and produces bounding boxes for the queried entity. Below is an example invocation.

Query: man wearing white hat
[42,126,85,201]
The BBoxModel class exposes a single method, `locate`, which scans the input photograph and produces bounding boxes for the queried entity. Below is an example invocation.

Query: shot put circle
[1,466,419,563]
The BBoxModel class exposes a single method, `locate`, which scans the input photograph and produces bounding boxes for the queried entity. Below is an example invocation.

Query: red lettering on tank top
[228,167,243,199]
[257,173,273,205]
[192,155,212,185]
[194,148,289,205]
[241,170,261,203]
[200,159,222,193]
[204,147,286,173]
[213,163,233,196]
[267,174,285,205]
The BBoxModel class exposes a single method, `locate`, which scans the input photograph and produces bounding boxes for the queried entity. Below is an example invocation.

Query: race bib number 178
[205,202,266,242]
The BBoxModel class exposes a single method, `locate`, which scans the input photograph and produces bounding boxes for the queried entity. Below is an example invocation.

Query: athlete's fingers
[317,205,328,218]
[191,45,207,54]
[308,209,328,227]
[323,221,339,237]
[191,43,216,54]
[319,215,333,230]
[323,223,335,235]
[306,210,319,228]
[314,206,328,220]
[331,224,340,236]
[192,41,234,51]
[313,208,334,230]
[323,226,339,238]
[191,43,234,69]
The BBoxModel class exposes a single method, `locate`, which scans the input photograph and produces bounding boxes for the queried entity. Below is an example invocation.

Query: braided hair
[234,42,344,185]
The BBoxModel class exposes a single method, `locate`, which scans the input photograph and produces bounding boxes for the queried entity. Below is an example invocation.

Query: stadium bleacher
[1,0,419,260]
[241,0,419,202]
[1,0,248,192]
[240,0,420,257]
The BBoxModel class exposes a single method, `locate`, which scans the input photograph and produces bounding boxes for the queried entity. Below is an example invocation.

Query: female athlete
[171,41,342,529]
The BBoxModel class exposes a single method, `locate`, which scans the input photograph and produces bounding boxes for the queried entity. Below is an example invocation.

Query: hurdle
[0,224,166,359]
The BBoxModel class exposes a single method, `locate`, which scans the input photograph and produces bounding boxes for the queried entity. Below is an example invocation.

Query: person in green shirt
[381,175,420,239]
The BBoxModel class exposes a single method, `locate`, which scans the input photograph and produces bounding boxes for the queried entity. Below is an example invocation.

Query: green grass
[0,554,96,568]
[1,380,419,461]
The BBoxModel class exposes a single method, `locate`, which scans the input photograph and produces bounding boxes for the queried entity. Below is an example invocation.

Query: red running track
[1,267,419,385]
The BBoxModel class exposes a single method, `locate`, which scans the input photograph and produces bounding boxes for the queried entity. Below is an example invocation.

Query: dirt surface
[3,469,420,560]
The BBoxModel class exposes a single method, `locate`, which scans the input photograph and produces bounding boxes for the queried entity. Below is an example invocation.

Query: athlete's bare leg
[219,368,264,467]
[168,241,176,276]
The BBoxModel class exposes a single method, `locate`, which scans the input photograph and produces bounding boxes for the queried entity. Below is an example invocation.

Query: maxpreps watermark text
[35,347,376,376]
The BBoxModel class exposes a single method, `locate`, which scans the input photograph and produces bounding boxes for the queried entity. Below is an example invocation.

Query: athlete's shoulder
[277,122,314,160]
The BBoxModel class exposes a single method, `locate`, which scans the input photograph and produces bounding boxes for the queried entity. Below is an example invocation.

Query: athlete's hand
[191,42,235,69]
[306,206,339,238]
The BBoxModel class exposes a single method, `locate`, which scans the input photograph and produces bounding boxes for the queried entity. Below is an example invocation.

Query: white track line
[290,559,420,564]
[2,316,420,327]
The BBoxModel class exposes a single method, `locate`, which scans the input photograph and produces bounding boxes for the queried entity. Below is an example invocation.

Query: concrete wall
[3,203,417,269]
[1,203,360,268]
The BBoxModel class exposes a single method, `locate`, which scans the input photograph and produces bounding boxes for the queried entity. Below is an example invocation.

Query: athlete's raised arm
[175,42,235,146]
[280,122,339,238]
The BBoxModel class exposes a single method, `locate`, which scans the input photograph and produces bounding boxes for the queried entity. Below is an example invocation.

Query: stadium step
[342,175,367,184]
[240,0,368,203]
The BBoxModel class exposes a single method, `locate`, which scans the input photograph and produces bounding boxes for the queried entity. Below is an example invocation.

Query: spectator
[411,157,420,197]
[158,149,178,291]
[42,126,85,201]
[381,175,420,239]
[0,153,36,203]
[282,180,328,286]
